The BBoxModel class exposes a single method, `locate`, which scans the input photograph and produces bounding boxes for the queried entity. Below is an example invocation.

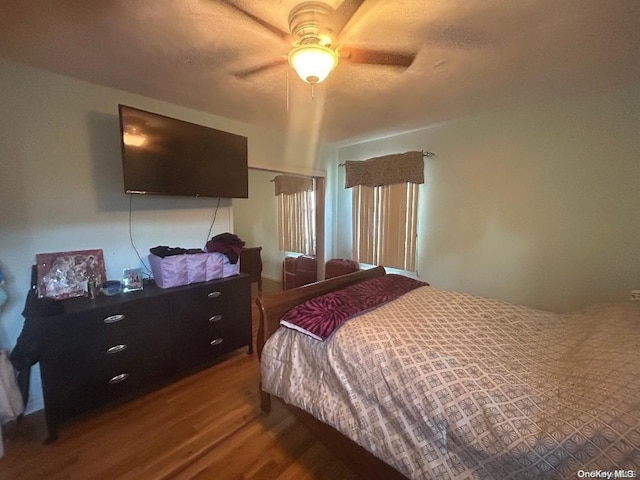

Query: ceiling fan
[221,0,417,84]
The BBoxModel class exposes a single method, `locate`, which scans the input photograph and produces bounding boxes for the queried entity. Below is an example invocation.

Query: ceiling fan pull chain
[286,68,289,112]
[311,84,315,101]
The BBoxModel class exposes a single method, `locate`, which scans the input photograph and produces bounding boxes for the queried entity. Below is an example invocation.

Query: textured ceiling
[1,0,640,144]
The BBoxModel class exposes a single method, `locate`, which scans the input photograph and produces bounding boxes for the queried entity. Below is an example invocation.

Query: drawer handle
[209,315,223,323]
[108,373,129,384]
[207,291,222,298]
[210,338,224,346]
[104,314,125,324]
[106,344,127,354]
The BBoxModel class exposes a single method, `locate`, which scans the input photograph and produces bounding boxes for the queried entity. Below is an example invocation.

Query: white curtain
[277,186,316,255]
[352,182,418,271]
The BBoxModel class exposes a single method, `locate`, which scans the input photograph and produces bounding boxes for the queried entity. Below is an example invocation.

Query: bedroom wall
[233,169,281,281]
[0,59,322,413]
[332,82,640,313]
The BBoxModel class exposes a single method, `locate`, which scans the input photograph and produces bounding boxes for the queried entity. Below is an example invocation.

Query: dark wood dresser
[240,247,262,293]
[37,274,251,442]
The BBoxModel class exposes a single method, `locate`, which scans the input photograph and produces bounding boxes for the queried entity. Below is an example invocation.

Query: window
[275,176,316,255]
[352,182,418,271]
[345,151,423,272]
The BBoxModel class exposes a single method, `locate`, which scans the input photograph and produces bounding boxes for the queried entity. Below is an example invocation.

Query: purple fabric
[280,274,428,341]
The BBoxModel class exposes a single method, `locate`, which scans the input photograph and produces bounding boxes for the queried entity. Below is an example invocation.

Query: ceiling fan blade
[233,58,287,79]
[330,0,365,38]
[219,0,289,41]
[339,46,416,68]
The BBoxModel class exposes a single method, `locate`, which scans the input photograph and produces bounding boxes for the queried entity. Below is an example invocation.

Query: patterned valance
[274,175,313,196]
[344,151,424,188]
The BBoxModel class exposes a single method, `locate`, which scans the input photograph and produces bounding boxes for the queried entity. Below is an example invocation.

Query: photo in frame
[36,249,106,300]
[122,268,144,292]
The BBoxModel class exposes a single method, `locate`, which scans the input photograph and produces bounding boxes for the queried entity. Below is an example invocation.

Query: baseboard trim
[261,274,281,283]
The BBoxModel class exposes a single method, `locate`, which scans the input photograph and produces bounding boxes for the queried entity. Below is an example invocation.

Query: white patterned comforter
[261,286,640,479]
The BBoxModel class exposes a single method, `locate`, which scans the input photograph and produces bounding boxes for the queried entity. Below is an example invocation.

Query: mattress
[261,285,640,479]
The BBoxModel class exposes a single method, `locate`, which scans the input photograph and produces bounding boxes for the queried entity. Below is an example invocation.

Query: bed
[256,267,640,479]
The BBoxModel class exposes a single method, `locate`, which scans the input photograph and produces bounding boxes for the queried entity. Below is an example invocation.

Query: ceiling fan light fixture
[288,44,338,84]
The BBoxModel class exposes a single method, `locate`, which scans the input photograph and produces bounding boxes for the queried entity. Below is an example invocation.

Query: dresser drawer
[170,278,244,317]
[171,276,251,370]
[40,332,174,421]
[42,297,171,356]
[174,320,249,370]
[171,277,250,339]
[178,313,249,347]
[41,354,173,422]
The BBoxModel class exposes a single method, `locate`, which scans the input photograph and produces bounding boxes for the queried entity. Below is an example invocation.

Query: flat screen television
[118,105,248,198]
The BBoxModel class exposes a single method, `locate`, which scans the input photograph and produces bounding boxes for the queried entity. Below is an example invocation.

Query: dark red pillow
[280,274,427,340]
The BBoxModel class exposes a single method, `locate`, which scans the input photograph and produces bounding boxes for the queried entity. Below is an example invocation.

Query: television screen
[118,105,248,198]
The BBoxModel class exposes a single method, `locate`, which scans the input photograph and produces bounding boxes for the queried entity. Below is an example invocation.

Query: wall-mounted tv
[118,105,248,198]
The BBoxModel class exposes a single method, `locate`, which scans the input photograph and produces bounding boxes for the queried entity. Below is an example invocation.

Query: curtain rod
[269,174,317,182]
[338,150,435,167]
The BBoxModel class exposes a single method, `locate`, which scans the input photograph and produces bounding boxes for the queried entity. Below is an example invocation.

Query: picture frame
[36,249,106,300]
[122,268,144,293]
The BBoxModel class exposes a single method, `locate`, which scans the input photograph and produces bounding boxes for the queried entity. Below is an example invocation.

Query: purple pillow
[280,274,428,341]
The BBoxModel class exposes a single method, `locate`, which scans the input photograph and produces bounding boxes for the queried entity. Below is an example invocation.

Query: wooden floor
[0,279,362,480]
